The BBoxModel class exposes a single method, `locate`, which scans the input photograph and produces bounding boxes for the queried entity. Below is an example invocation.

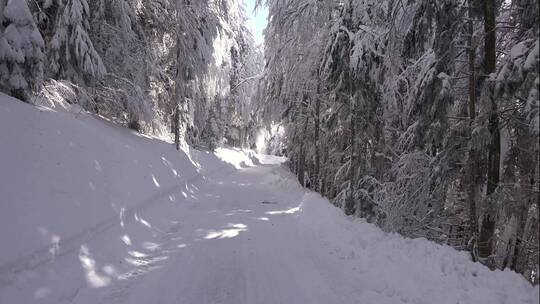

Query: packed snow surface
[0,93,538,304]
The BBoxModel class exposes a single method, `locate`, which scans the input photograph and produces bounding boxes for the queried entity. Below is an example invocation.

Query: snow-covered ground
[0,93,538,304]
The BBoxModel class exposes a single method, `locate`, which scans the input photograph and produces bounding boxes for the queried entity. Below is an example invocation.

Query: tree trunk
[174,104,180,150]
[478,0,499,263]
[344,94,357,216]
[0,0,5,31]
[170,111,176,135]
[320,145,328,197]
[173,0,192,149]
[298,115,309,187]
[467,0,480,261]
[511,137,538,272]
[315,85,321,192]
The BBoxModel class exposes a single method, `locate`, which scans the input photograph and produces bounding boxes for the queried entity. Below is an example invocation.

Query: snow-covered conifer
[0,0,44,101]
[49,0,105,81]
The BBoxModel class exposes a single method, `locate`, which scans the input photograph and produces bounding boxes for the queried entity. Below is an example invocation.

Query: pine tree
[202,104,220,151]
[0,0,45,101]
[49,0,105,81]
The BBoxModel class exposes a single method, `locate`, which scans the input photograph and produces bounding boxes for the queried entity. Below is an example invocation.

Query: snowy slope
[0,93,234,279]
[0,93,538,304]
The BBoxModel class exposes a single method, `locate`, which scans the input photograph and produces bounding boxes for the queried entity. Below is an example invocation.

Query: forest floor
[0,93,538,304]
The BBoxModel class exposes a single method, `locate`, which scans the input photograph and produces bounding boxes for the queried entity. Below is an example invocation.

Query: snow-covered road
[2,155,537,304]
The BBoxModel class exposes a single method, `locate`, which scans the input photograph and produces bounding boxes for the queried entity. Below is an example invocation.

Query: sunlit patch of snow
[36,227,62,258]
[94,160,102,172]
[225,209,253,216]
[35,105,56,113]
[258,154,287,165]
[49,234,61,257]
[151,174,160,188]
[204,223,248,240]
[102,265,119,277]
[255,128,268,154]
[119,207,126,228]
[134,213,152,228]
[161,156,179,176]
[121,234,132,246]
[78,245,111,288]
[143,242,161,251]
[124,255,168,267]
[128,250,149,258]
[266,205,302,215]
[214,148,255,169]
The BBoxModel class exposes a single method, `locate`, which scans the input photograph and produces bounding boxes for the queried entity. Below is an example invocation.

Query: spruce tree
[0,0,45,101]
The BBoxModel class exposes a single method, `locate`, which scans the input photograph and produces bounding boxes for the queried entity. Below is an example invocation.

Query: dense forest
[0,0,538,286]
[258,0,539,284]
[0,0,263,149]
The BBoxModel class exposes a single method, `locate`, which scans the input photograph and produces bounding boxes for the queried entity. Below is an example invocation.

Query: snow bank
[0,93,232,273]
[296,192,539,304]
